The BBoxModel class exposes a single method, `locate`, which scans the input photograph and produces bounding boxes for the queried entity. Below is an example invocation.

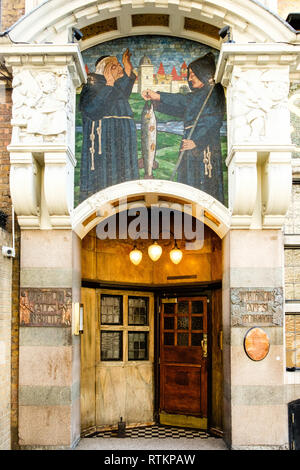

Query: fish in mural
[139,101,158,178]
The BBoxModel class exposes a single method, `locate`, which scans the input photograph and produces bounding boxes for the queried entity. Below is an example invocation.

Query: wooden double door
[159,296,208,429]
[81,288,222,433]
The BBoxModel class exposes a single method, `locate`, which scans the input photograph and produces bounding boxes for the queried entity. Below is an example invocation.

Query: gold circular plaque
[244,327,270,361]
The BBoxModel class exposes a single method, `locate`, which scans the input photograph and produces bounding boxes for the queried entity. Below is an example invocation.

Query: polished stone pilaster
[18,230,81,449]
[222,229,288,449]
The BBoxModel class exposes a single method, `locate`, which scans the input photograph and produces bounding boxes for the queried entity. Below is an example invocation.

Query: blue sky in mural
[82,35,217,74]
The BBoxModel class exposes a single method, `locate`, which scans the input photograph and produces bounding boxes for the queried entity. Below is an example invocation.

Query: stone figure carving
[288,84,300,157]
[12,70,40,123]
[12,69,70,143]
[27,71,68,135]
[230,68,290,145]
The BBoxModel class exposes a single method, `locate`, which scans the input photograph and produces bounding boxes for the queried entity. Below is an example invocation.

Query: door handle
[201,333,207,358]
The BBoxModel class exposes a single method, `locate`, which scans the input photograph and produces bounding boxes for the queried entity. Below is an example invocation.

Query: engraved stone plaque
[244,327,270,361]
[20,288,72,327]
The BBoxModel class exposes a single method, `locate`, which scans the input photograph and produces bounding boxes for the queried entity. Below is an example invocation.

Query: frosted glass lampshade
[148,241,162,262]
[129,247,143,265]
[170,247,183,264]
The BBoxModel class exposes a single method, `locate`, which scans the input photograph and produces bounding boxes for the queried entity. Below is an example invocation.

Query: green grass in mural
[130,93,181,122]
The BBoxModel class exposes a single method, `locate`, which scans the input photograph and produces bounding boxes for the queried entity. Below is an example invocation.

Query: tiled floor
[76,424,228,450]
[83,424,210,439]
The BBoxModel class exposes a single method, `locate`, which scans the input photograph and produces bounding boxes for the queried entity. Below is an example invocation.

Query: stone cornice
[0,43,87,87]
[226,145,296,167]
[8,145,76,167]
[215,43,300,85]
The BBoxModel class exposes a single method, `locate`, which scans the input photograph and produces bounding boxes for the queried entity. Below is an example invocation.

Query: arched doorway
[76,186,229,436]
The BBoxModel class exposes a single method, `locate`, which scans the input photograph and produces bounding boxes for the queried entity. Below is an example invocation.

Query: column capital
[216,43,297,229]
[0,43,86,88]
[4,44,86,230]
[215,43,300,86]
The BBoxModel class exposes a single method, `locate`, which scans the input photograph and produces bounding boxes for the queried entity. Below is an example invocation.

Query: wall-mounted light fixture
[73,303,84,335]
[218,25,235,43]
[72,28,83,43]
[79,304,84,334]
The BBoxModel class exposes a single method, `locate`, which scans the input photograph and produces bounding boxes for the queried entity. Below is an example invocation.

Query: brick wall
[0,228,12,450]
[1,0,25,31]
[0,85,20,449]
[0,88,13,231]
[0,84,21,449]
[284,184,300,235]
[0,0,26,450]
[285,246,300,301]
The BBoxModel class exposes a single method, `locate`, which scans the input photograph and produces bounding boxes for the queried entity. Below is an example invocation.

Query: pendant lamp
[148,241,162,262]
[169,241,183,265]
[129,245,143,265]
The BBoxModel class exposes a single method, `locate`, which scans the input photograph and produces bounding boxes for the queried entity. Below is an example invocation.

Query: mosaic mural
[75,36,227,206]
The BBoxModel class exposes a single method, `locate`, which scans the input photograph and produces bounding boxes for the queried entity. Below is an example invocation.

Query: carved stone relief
[229,68,290,147]
[289,82,300,158]
[11,68,74,145]
[20,288,72,327]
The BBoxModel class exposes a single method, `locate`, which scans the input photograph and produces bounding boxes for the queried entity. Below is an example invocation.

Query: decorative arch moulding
[71,180,231,240]
[2,0,298,47]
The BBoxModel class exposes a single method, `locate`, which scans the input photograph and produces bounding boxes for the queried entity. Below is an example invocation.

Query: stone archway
[72,179,231,240]
[5,0,296,47]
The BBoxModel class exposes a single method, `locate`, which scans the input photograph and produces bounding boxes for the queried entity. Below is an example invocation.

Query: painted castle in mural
[132,55,189,94]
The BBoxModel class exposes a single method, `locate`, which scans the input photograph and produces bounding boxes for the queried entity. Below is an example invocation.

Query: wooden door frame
[153,283,222,432]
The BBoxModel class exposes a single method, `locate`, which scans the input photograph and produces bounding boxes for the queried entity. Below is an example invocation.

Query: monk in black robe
[79,49,138,202]
[142,52,225,203]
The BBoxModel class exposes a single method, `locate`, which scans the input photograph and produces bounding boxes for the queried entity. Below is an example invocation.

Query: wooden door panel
[160,296,207,427]
[164,347,203,363]
[80,288,96,432]
[210,288,223,434]
[162,365,201,415]
[96,289,155,428]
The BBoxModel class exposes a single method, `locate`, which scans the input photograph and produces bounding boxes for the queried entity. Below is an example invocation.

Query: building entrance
[80,285,223,435]
[80,220,223,436]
